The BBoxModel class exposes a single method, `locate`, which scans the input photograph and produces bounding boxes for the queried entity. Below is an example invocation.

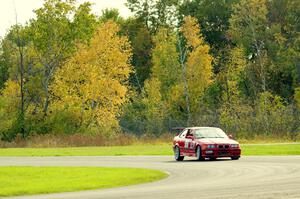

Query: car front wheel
[196,146,204,161]
[231,156,240,160]
[174,146,184,161]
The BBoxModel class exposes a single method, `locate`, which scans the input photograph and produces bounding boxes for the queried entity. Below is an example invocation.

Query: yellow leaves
[142,77,165,134]
[256,92,287,134]
[167,83,185,112]
[151,28,181,97]
[227,47,246,77]
[1,80,20,113]
[274,33,287,45]
[181,16,204,48]
[187,48,212,97]
[220,46,246,128]
[2,80,20,99]
[51,20,132,132]
[90,21,132,78]
[143,78,163,106]
[181,16,213,113]
[224,46,246,101]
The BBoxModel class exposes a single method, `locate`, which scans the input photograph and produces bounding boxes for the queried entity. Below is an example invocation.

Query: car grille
[218,144,229,149]
[218,144,230,156]
[218,151,230,156]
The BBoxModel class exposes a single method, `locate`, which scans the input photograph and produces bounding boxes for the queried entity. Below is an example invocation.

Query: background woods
[0,0,299,143]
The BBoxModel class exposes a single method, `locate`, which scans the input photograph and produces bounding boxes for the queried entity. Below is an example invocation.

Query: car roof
[185,127,221,130]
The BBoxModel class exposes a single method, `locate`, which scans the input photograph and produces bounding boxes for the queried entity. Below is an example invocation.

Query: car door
[178,129,188,153]
[185,130,196,155]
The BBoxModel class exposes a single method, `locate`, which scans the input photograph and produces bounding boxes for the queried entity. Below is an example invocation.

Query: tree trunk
[17,36,25,138]
[178,37,191,126]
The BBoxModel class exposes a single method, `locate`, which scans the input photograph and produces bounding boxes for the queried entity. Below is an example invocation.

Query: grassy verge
[0,144,171,156]
[0,166,167,197]
[241,143,300,155]
[0,143,300,156]
[2,133,298,148]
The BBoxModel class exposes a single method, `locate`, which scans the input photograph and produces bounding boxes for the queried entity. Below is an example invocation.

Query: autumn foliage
[0,0,299,143]
[51,21,132,133]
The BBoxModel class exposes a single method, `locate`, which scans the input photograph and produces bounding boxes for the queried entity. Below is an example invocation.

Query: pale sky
[0,0,132,38]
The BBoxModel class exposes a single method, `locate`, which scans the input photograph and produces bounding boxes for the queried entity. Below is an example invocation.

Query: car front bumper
[202,148,241,158]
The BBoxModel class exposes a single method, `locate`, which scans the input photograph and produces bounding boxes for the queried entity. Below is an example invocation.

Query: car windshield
[194,128,228,139]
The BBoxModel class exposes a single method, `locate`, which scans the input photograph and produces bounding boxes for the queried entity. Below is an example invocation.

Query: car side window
[179,129,188,138]
[187,130,195,137]
[186,129,194,137]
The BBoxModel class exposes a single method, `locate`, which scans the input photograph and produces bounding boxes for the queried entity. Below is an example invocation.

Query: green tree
[122,17,153,90]
[99,8,124,23]
[0,24,35,139]
[126,0,177,32]
[255,92,289,136]
[220,46,249,135]
[178,0,240,75]
[179,16,213,124]
[29,0,97,116]
[179,0,239,52]
[0,80,21,140]
[0,41,9,90]
[266,0,300,99]
[72,2,98,43]
[295,87,300,111]
[229,0,269,95]
[151,28,181,98]
[141,78,165,135]
[150,27,183,129]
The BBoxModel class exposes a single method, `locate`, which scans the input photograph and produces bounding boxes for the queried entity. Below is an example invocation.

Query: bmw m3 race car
[173,127,241,161]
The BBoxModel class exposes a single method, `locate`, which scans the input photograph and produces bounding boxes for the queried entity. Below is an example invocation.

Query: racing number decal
[185,140,190,148]
[185,140,195,149]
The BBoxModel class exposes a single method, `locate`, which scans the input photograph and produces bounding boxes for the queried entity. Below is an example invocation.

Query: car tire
[196,146,204,161]
[174,146,184,161]
[231,156,240,160]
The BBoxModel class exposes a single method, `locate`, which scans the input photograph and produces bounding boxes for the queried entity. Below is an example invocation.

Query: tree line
[0,0,299,141]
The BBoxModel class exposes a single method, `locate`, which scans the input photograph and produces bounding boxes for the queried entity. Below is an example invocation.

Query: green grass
[0,144,171,156]
[0,166,167,197]
[0,143,300,156]
[241,143,300,155]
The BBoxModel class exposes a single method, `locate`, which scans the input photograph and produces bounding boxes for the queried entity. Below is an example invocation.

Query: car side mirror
[228,134,234,139]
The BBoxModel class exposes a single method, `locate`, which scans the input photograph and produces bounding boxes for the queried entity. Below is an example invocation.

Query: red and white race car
[173,127,241,161]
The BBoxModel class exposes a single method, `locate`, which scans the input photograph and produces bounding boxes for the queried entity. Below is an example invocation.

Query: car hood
[196,138,239,144]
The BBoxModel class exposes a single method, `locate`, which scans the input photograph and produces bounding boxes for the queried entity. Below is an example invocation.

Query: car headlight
[207,144,216,149]
[230,144,239,148]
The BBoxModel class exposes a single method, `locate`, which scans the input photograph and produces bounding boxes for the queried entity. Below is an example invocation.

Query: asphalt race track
[1,156,300,199]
